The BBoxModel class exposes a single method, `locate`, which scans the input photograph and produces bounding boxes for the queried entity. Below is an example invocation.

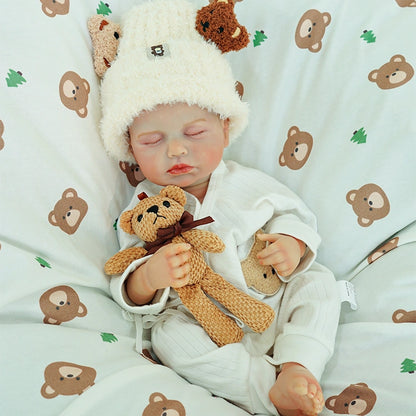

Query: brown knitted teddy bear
[87,14,121,78]
[105,185,275,347]
[88,1,249,79]
[196,0,249,53]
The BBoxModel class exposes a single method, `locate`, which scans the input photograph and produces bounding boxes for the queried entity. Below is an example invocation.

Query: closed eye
[186,130,206,138]
[139,135,162,145]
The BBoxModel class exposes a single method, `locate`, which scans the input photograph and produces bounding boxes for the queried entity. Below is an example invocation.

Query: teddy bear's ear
[119,209,135,234]
[159,185,186,206]
[87,14,122,78]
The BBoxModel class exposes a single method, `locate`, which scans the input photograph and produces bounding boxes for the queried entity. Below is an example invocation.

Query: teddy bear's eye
[217,26,224,34]
[163,201,170,208]
[114,31,119,39]
[137,214,143,222]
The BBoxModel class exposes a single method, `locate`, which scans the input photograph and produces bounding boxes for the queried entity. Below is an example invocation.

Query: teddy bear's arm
[104,247,147,275]
[182,229,225,253]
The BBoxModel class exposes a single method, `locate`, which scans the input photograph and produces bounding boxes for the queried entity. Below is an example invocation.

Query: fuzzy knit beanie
[99,0,249,163]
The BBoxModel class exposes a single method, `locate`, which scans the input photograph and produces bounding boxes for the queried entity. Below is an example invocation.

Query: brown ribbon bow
[144,211,214,254]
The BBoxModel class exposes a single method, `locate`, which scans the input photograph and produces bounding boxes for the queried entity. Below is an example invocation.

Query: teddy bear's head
[120,185,187,242]
[87,14,121,78]
[196,0,249,53]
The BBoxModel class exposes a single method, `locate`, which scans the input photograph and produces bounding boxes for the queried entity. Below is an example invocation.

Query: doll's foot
[269,363,324,416]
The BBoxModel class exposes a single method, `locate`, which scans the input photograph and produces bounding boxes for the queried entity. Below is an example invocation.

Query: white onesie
[110,160,340,415]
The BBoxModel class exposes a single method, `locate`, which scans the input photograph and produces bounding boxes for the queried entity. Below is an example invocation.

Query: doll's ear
[160,185,187,207]
[119,210,135,234]
[87,14,122,78]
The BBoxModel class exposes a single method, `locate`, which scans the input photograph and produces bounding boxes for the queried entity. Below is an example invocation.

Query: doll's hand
[144,243,192,290]
[126,243,192,306]
[256,233,305,278]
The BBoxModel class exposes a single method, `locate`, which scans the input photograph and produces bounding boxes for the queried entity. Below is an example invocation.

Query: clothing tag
[337,280,358,310]
[147,43,170,60]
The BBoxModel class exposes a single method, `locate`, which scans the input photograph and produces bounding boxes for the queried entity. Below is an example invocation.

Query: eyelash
[187,130,205,137]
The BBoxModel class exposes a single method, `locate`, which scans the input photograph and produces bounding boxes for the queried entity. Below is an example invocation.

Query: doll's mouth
[167,164,193,175]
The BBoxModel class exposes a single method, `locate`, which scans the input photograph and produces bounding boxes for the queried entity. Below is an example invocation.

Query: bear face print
[295,9,331,53]
[40,0,70,17]
[367,237,399,264]
[396,0,416,6]
[368,55,414,89]
[48,188,88,235]
[325,383,377,415]
[279,126,313,170]
[41,361,96,399]
[0,120,4,151]
[39,285,87,325]
[88,15,122,78]
[59,71,90,118]
[392,309,416,323]
[195,0,249,53]
[346,184,390,227]
[241,231,282,295]
[142,392,186,416]
[119,161,145,187]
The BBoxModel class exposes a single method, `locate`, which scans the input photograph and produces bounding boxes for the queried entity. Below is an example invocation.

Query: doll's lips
[167,164,193,175]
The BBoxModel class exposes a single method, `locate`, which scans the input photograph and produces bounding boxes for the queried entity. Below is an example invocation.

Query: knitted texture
[195,0,249,53]
[105,185,275,347]
[87,15,121,78]
[97,0,249,163]
[241,230,282,295]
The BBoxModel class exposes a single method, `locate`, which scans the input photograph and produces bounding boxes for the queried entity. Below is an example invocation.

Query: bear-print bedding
[1,1,415,415]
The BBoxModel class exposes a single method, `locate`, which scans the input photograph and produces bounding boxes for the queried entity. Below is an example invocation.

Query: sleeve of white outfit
[250,168,321,279]
[109,255,171,315]
[272,262,340,380]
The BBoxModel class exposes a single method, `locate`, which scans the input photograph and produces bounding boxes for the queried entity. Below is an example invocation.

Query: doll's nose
[167,137,187,158]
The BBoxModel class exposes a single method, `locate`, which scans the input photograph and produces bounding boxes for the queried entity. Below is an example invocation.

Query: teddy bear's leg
[175,284,244,347]
[201,270,275,333]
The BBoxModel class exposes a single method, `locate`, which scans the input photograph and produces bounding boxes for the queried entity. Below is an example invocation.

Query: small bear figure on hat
[105,185,275,347]
[196,0,249,53]
[88,14,121,78]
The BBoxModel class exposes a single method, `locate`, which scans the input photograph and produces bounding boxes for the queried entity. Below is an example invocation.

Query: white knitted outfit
[110,160,340,415]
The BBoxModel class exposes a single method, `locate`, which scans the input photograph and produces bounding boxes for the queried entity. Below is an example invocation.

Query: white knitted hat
[100,0,249,163]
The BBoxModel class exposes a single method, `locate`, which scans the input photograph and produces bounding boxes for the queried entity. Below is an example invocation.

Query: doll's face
[128,103,229,200]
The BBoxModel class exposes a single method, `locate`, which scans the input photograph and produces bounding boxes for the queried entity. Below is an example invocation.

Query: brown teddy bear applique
[395,0,416,7]
[279,126,313,170]
[195,0,249,53]
[39,285,87,325]
[119,161,146,187]
[142,393,186,416]
[346,184,390,227]
[392,309,416,323]
[105,185,275,347]
[367,237,399,264]
[59,71,90,118]
[41,361,96,399]
[40,0,70,17]
[48,188,88,235]
[88,15,122,78]
[241,230,282,295]
[295,9,331,53]
[368,55,414,90]
[325,383,377,415]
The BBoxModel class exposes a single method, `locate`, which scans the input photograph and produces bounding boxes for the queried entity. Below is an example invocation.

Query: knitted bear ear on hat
[88,14,121,78]
[196,0,249,53]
